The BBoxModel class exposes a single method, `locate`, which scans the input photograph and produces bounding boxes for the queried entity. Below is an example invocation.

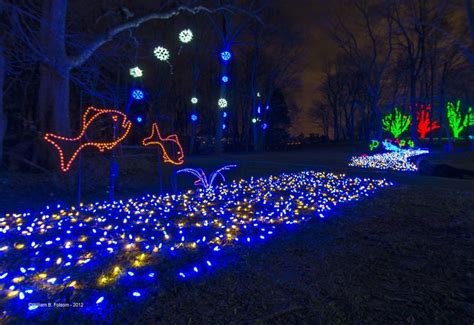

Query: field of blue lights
[0,171,392,319]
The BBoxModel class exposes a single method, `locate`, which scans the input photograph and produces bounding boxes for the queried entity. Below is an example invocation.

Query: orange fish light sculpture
[142,123,185,165]
[44,107,132,172]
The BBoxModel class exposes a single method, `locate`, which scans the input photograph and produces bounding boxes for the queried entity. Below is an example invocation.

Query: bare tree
[329,0,393,140]
[12,1,260,136]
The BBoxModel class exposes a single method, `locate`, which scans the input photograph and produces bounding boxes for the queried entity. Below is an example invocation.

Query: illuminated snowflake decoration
[179,29,193,43]
[129,66,143,78]
[191,97,198,104]
[154,46,170,61]
[218,98,228,108]
[132,89,144,100]
[220,51,231,61]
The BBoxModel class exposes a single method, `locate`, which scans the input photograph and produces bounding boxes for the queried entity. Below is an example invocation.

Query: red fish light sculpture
[142,123,184,165]
[44,107,132,172]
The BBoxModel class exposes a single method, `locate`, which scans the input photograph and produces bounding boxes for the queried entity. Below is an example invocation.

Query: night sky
[277,0,339,135]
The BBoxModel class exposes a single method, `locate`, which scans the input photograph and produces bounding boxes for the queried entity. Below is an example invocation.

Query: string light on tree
[218,98,228,109]
[136,116,143,123]
[190,114,198,122]
[178,29,193,43]
[190,97,198,104]
[416,104,440,139]
[252,118,257,124]
[261,123,268,130]
[382,108,411,138]
[446,100,474,139]
[153,46,170,61]
[129,66,143,78]
[221,75,229,83]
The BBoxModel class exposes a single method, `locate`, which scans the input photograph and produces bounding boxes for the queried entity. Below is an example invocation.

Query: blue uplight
[220,50,231,61]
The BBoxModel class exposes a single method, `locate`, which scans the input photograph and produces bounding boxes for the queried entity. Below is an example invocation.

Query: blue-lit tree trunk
[250,43,259,151]
[0,41,6,166]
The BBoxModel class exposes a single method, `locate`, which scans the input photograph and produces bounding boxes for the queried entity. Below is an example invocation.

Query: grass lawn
[0,146,473,323]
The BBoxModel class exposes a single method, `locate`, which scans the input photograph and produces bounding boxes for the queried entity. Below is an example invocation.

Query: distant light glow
[191,97,198,104]
[222,75,229,83]
[262,123,268,130]
[191,114,198,122]
[136,116,143,123]
[252,118,257,124]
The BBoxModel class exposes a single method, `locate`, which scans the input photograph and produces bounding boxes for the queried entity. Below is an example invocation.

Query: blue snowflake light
[132,89,144,100]
[220,50,231,61]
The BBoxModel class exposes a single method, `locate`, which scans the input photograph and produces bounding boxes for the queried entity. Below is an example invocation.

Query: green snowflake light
[446,100,474,139]
[382,108,411,139]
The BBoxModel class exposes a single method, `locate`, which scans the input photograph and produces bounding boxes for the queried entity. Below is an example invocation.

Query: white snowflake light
[154,46,170,61]
[191,97,198,104]
[218,98,228,109]
[179,29,193,43]
[129,66,143,78]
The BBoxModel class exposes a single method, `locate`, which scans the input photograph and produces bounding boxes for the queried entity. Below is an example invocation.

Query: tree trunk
[0,43,6,166]
[37,64,70,134]
[409,73,418,142]
[37,0,70,135]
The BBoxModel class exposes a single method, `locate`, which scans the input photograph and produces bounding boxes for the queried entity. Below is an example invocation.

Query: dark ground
[1,146,473,323]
